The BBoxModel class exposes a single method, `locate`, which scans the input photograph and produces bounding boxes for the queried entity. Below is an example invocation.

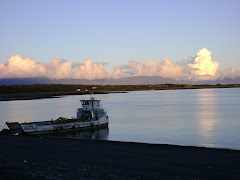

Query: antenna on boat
[90,91,94,99]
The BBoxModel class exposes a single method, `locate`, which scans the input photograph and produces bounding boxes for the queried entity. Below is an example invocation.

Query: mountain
[0,77,185,85]
[1,76,240,85]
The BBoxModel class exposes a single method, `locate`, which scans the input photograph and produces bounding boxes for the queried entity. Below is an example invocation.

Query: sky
[0,0,240,80]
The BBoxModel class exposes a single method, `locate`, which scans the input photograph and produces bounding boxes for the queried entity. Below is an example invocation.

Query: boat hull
[7,116,109,135]
[26,123,109,135]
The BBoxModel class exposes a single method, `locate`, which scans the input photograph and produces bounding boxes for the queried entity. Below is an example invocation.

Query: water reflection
[195,89,218,147]
[1,89,240,150]
[49,127,109,140]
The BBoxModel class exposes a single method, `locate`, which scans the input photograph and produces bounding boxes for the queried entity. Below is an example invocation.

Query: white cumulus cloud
[0,55,46,78]
[45,59,73,79]
[0,55,109,80]
[114,58,185,78]
[188,48,219,79]
[0,48,238,81]
[74,59,109,80]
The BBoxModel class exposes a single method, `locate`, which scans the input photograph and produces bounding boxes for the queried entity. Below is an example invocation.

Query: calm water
[1,88,240,150]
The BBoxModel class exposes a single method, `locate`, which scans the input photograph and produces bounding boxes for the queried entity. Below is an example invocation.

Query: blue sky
[0,0,240,72]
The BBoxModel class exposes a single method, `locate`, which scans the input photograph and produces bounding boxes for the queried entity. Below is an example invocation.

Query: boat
[6,97,109,135]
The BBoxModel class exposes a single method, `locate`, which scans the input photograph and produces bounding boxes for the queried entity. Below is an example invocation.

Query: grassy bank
[1,84,239,94]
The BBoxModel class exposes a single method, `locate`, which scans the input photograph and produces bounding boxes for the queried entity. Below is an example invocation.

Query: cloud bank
[0,56,109,80]
[0,48,238,80]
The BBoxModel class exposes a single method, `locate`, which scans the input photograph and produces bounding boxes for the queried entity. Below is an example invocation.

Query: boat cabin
[80,97,101,111]
[77,97,106,121]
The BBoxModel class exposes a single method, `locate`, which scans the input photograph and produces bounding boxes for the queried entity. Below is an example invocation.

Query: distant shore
[0,91,125,101]
[0,84,239,101]
[0,135,240,179]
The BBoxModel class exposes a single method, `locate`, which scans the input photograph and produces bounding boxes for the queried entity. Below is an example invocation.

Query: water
[1,88,240,150]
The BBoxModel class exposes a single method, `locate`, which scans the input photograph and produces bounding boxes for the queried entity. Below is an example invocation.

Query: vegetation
[0,84,240,94]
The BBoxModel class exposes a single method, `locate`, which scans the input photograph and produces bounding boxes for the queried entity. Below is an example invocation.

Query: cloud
[74,59,109,80]
[187,48,219,79]
[0,55,46,78]
[0,55,109,80]
[113,48,222,80]
[221,67,240,79]
[111,65,130,79]
[45,59,73,79]
[113,58,185,79]
[159,58,185,78]
[0,48,238,81]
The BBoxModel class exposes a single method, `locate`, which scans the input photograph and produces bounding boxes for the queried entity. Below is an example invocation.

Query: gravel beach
[0,136,240,179]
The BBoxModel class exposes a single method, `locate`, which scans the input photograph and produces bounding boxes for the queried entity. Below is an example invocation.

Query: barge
[6,97,109,135]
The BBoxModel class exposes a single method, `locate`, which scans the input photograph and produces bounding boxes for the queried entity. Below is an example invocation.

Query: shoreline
[0,135,240,179]
[0,91,126,101]
[0,85,239,101]
[1,129,239,151]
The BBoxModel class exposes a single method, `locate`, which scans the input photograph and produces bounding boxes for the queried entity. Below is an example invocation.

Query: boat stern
[6,122,24,133]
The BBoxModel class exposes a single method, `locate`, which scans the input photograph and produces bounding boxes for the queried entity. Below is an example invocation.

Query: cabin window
[82,101,90,105]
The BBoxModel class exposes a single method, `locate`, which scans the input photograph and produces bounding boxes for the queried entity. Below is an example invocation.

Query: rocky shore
[0,136,239,179]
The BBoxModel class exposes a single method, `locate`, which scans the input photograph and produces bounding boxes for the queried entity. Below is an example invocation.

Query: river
[1,88,240,150]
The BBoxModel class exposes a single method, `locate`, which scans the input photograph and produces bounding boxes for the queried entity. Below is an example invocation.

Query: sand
[0,136,240,179]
